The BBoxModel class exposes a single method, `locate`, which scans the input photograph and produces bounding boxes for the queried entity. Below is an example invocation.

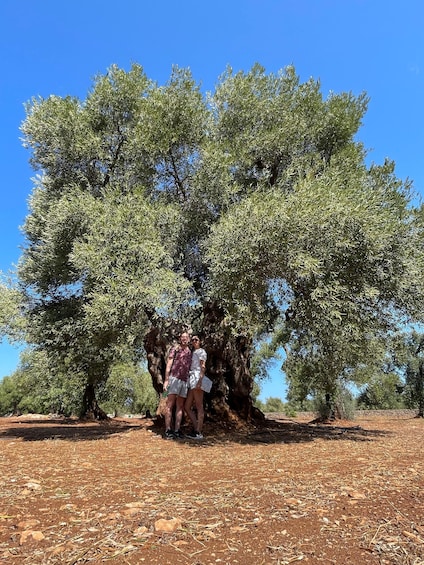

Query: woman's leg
[193,389,204,433]
[184,389,198,430]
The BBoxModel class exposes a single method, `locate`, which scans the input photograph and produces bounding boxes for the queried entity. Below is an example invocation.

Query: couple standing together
[163,332,207,440]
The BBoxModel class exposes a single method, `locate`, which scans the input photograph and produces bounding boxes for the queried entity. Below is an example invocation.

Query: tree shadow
[0,417,145,442]
[149,415,391,446]
[237,419,390,445]
[0,415,393,444]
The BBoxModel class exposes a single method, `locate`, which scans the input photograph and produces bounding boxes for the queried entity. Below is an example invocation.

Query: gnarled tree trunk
[143,304,264,423]
[201,302,259,421]
[81,383,108,420]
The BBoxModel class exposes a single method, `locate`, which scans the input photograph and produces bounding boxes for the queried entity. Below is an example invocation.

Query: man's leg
[165,394,176,431]
[174,395,186,432]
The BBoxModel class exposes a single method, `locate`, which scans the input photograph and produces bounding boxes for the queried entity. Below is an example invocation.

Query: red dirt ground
[0,411,423,564]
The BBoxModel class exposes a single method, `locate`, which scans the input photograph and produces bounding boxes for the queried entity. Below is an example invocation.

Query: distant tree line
[1,328,423,418]
[0,350,158,418]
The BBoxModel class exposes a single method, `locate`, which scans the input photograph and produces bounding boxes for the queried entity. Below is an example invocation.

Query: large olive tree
[17,63,424,419]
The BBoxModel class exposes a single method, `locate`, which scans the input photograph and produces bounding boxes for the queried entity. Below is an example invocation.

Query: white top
[190,348,207,373]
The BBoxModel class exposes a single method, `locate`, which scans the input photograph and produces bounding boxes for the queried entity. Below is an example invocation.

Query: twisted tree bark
[143,303,264,422]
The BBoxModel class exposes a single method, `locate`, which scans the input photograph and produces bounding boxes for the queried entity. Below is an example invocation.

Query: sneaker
[187,430,203,440]
[164,429,175,440]
[173,429,184,439]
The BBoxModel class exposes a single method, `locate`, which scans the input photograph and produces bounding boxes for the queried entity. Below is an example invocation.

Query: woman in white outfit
[185,335,207,439]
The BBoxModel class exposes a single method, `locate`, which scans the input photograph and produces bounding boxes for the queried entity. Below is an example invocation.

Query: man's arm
[163,349,176,390]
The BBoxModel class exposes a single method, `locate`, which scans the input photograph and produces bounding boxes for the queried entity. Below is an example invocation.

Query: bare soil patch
[0,411,423,564]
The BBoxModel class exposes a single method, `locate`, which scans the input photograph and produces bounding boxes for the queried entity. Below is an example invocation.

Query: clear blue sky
[0,0,423,401]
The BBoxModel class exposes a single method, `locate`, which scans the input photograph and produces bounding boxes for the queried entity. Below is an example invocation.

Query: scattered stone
[133,526,149,536]
[20,530,45,544]
[17,519,40,529]
[154,517,182,532]
[123,507,144,517]
[347,490,367,500]
[23,482,42,490]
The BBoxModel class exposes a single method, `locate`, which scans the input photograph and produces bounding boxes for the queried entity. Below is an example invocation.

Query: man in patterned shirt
[163,332,192,439]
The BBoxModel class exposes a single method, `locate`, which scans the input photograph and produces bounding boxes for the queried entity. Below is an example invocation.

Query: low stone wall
[352,409,417,418]
[266,409,418,420]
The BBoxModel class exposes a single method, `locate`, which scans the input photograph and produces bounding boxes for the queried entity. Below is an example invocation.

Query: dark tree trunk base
[201,302,257,422]
[80,383,108,420]
[80,409,109,421]
[144,303,265,425]
[155,396,167,422]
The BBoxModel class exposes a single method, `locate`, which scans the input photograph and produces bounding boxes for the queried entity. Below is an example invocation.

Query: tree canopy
[14,63,424,418]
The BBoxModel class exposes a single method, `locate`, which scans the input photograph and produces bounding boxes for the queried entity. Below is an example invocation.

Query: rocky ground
[0,410,423,564]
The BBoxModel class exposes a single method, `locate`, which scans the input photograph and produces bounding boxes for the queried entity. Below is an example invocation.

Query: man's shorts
[168,376,189,398]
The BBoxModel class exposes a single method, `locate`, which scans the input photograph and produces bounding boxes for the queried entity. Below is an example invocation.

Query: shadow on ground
[0,414,392,444]
[0,417,142,442]
[148,415,391,446]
